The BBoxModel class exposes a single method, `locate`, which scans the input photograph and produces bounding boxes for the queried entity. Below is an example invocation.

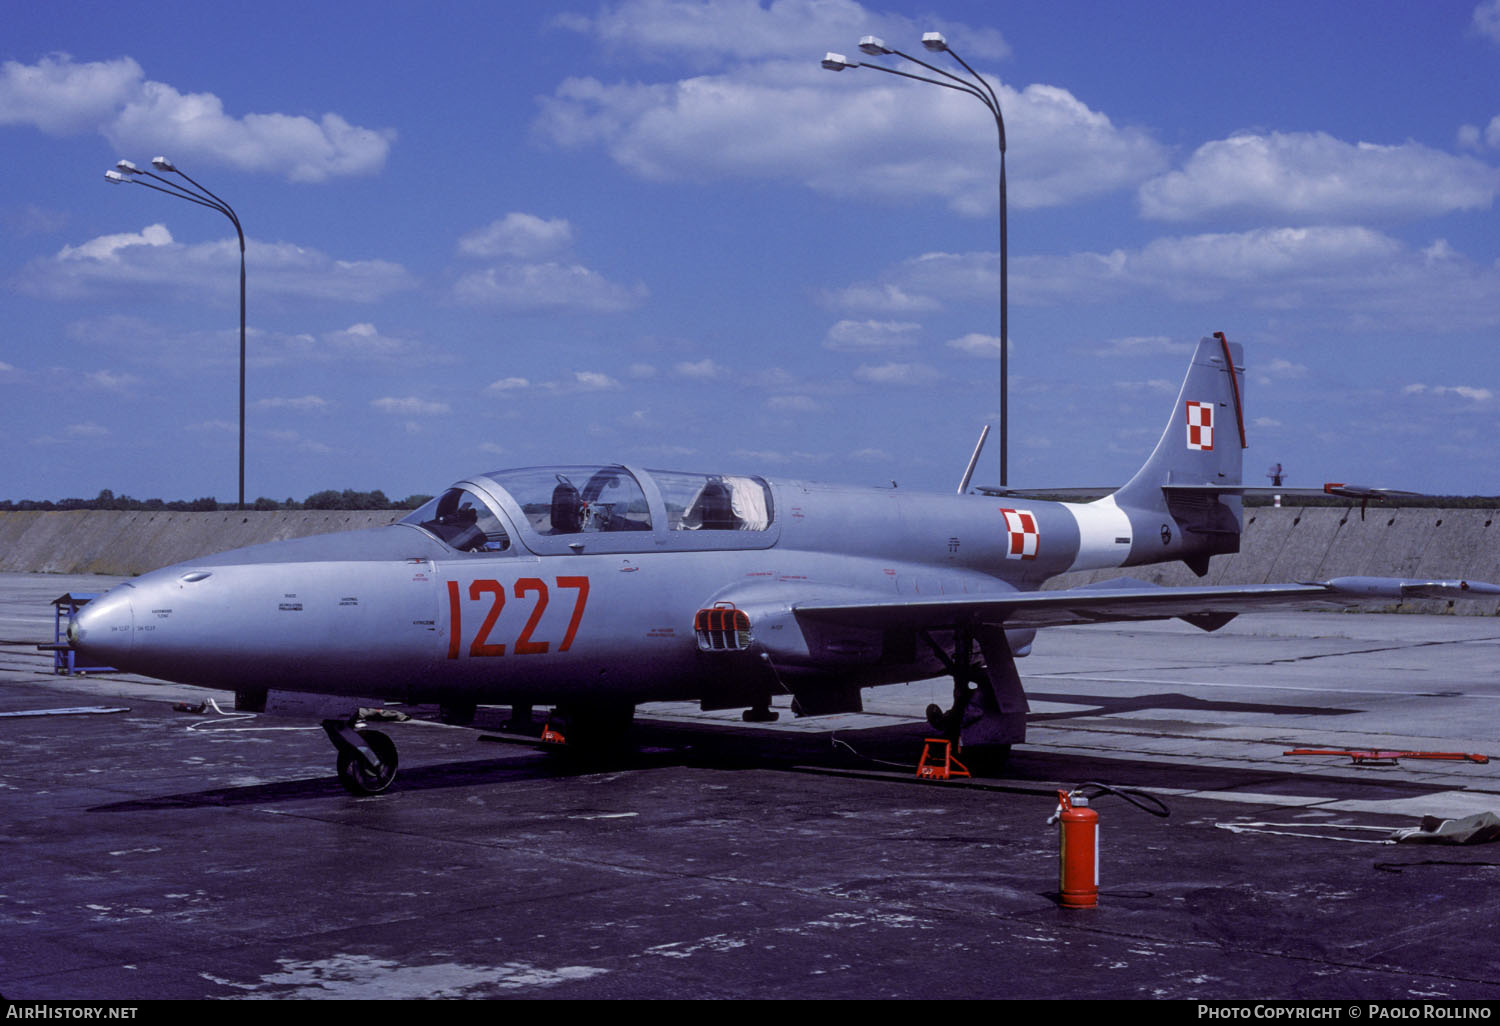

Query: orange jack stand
[916,738,971,780]
[541,721,567,745]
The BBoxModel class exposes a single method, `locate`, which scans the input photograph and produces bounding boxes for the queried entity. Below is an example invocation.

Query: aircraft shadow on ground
[87,705,1438,815]
[85,752,589,812]
[83,718,940,812]
[1025,690,1353,722]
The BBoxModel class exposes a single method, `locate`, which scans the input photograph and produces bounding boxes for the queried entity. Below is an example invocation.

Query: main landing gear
[920,623,1030,772]
[322,718,400,795]
[542,701,637,761]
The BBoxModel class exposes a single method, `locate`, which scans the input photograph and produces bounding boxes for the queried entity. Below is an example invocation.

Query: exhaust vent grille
[695,605,752,651]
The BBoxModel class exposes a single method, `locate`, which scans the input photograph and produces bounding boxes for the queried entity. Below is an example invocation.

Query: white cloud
[768,394,820,412]
[453,213,643,313]
[23,227,413,304]
[33,421,111,445]
[832,250,998,313]
[673,358,723,378]
[485,377,532,393]
[1475,0,1500,45]
[1403,383,1494,402]
[482,371,625,395]
[946,333,1002,357]
[372,397,450,416]
[247,324,440,369]
[458,213,574,259]
[573,366,621,387]
[3,204,69,237]
[452,261,645,313]
[319,323,421,358]
[1457,115,1500,151]
[729,447,829,465]
[854,361,941,385]
[824,318,920,351]
[823,282,942,313]
[1093,335,1192,358]
[1008,226,1398,301]
[0,54,392,181]
[1139,132,1500,222]
[536,62,1166,216]
[248,243,413,303]
[1112,378,1177,395]
[862,227,1500,332]
[554,0,1009,65]
[568,370,622,391]
[254,395,332,411]
[59,222,173,261]
[262,430,334,455]
[0,54,143,133]
[83,369,141,391]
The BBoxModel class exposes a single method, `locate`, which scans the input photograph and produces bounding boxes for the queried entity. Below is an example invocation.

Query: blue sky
[4,0,1499,503]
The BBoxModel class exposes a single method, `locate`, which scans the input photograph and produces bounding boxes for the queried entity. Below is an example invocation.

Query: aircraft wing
[792,577,1500,633]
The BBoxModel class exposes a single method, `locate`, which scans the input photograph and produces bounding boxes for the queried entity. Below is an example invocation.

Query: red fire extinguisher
[1048,783,1170,909]
[1051,789,1099,909]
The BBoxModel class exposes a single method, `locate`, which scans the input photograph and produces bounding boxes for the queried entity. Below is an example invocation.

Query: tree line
[0,489,434,512]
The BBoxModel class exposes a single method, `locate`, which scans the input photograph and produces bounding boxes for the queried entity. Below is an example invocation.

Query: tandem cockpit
[402,465,778,555]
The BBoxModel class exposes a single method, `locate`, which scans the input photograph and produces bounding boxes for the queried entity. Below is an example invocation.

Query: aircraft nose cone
[69,585,135,666]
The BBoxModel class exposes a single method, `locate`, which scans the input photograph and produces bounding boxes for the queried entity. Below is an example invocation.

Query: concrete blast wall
[3,505,1497,614]
[0,509,403,576]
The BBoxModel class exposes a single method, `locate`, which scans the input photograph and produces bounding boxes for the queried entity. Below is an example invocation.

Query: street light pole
[105,159,247,509]
[822,33,1009,488]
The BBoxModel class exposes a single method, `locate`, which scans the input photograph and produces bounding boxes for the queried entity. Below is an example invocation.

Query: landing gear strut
[322,718,400,795]
[921,623,1029,772]
[545,701,637,759]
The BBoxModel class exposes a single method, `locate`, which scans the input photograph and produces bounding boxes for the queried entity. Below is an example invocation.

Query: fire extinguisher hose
[1073,782,1171,819]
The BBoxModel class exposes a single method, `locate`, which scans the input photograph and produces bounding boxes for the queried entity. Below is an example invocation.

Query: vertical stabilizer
[1110,334,1245,576]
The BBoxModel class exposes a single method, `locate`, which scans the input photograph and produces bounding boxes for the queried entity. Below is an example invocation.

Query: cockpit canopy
[402,465,775,554]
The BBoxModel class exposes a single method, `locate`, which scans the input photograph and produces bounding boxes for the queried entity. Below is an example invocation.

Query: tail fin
[1111,333,1246,576]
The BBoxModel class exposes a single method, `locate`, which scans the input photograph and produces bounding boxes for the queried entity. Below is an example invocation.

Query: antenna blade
[957,425,991,495]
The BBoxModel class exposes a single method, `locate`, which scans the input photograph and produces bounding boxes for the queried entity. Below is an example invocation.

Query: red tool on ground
[1284,748,1489,765]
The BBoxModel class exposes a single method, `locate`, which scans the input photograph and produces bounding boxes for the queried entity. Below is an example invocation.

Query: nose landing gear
[322,718,400,795]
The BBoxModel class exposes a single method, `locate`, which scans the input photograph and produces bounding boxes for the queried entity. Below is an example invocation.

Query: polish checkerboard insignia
[1000,508,1039,560]
[1186,401,1214,451]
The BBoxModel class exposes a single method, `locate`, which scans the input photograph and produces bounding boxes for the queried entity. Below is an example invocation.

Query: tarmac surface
[3,571,1499,1001]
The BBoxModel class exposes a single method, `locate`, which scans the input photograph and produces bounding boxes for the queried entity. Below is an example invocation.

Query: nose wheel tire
[334,728,399,795]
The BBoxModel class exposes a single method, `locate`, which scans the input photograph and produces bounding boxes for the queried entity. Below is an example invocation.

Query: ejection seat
[550,480,583,534]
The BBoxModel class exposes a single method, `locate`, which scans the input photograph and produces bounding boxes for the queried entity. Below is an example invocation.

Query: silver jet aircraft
[67,336,1500,792]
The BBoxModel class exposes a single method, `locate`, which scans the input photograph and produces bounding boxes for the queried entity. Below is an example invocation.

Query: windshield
[402,488,511,552]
